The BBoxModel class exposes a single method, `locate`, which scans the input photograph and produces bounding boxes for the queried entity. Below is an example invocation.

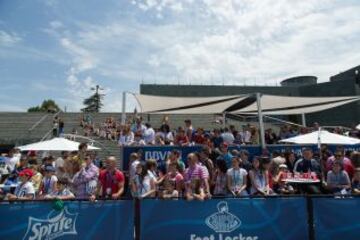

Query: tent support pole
[256,93,266,150]
[223,112,226,129]
[121,91,126,125]
[302,113,306,127]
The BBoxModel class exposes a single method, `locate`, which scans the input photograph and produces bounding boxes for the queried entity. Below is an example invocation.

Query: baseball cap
[19,169,34,178]
[44,165,56,172]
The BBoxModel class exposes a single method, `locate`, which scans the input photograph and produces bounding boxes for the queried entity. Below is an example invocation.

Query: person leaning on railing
[5,169,35,201]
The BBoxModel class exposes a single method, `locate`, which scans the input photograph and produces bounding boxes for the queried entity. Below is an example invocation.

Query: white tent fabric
[232,95,359,115]
[239,98,359,115]
[279,130,360,145]
[356,124,360,130]
[134,94,248,114]
[18,138,100,151]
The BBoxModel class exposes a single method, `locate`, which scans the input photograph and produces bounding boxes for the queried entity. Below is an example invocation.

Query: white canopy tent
[356,124,360,130]
[279,130,360,145]
[17,138,100,151]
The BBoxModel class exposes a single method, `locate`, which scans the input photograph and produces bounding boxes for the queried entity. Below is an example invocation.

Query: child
[44,178,75,200]
[185,179,205,201]
[273,164,294,194]
[38,165,58,197]
[166,163,184,196]
[162,180,179,199]
[6,169,35,201]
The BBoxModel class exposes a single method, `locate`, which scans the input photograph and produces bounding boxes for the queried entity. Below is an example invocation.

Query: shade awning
[17,138,100,151]
[232,95,360,115]
[134,94,248,114]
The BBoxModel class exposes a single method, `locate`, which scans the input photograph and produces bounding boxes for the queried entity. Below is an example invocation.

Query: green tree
[82,85,104,113]
[27,99,61,113]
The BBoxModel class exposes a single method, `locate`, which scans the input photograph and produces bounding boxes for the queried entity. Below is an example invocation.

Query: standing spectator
[193,128,206,145]
[185,179,205,201]
[184,119,194,142]
[52,116,59,137]
[131,163,156,198]
[239,125,251,144]
[265,128,277,144]
[216,143,233,168]
[166,150,185,174]
[175,128,190,146]
[249,126,259,145]
[184,153,210,198]
[5,149,20,173]
[165,162,184,196]
[129,153,141,182]
[221,128,235,145]
[38,165,58,197]
[162,180,179,199]
[72,155,99,199]
[326,161,351,194]
[58,118,65,136]
[239,150,252,172]
[44,178,75,200]
[96,156,125,200]
[211,128,223,148]
[6,169,35,200]
[55,151,67,178]
[227,157,248,197]
[29,164,42,194]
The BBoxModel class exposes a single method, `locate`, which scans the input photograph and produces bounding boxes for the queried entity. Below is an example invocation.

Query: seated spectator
[118,125,134,146]
[273,164,294,194]
[184,119,194,142]
[162,180,179,199]
[193,128,207,145]
[249,126,259,145]
[352,168,360,195]
[293,148,321,194]
[44,178,75,200]
[239,150,252,172]
[72,155,99,199]
[154,134,166,146]
[227,157,248,197]
[249,157,273,195]
[96,156,125,200]
[185,179,205,201]
[38,165,58,197]
[132,132,146,146]
[212,159,228,196]
[144,123,155,145]
[211,128,223,148]
[326,150,354,179]
[131,116,146,135]
[175,127,190,146]
[284,151,297,173]
[159,124,174,145]
[326,161,351,194]
[265,128,277,144]
[239,125,251,144]
[6,169,35,201]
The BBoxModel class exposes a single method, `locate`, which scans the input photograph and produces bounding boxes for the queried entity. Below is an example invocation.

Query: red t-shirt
[99,169,125,196]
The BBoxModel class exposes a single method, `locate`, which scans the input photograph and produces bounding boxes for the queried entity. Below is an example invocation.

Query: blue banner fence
[1,196,360,240]
[121,144,360,171]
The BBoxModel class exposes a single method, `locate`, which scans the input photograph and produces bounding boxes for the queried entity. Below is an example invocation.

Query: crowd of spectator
[79,114,360,146]
[0,115,359,201]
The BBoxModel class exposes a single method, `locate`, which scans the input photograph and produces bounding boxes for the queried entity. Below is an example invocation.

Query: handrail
[28,114,49,132]
[40,110,62,141]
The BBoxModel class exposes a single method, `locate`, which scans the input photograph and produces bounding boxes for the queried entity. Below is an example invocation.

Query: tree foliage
[82,92,104,113]
[27,99,61,113]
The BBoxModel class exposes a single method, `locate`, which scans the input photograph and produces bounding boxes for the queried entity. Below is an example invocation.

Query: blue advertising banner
[122,145,202,170]
[313,198,360,240]
[0,200,134,240]
[140,198,309,240]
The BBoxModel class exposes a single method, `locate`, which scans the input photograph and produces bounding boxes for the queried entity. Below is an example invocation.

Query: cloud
[0,30,21,47]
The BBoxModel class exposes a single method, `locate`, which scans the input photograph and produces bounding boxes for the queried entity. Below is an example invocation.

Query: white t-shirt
[130,160,140,181]
[6,155,20,172]
[118,132,134,146]
[144,128,155,144]
[14,181,35,198]
[42,175,58,194]
[227,168,247,191]
[55,157,65,175]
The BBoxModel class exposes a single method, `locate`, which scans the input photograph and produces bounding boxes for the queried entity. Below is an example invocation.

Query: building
[140,65,360,127]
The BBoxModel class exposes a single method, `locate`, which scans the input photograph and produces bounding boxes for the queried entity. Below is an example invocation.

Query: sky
[0,0,360,112]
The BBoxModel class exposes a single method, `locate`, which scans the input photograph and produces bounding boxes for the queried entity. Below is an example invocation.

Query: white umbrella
[356,124,360,130]
[17,138,100,151]
[279,130,360,145]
